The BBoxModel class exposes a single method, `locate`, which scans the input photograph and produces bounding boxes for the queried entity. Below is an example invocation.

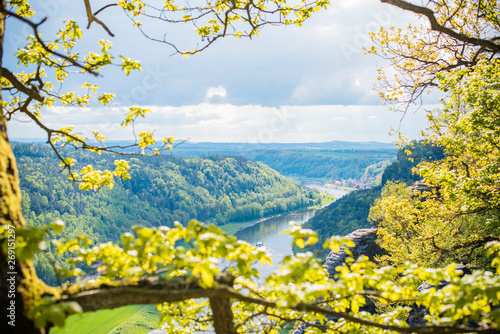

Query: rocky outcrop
[410,180,440,199]
[323,228,382,279]
[406,264,472,327]
[293,228,383,334]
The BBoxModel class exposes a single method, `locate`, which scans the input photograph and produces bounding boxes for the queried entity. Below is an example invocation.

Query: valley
[14,141,395,334]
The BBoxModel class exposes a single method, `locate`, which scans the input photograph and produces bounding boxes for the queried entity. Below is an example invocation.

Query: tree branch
[0,67,44,102]
[59,276,498,334]
[210,295,237,334]
[83,0,115,37]
[380,0,500,53]
[93,3,118,16]
[17,103,174,189]
[3,9,99,76]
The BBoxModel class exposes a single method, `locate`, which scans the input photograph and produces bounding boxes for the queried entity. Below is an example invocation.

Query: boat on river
[256,240,264,247]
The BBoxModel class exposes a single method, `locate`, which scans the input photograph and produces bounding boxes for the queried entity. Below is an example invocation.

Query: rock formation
[292,228,383,334]
[323,228,382,279]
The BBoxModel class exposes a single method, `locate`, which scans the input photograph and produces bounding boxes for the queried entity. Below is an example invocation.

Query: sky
[5,0,435,143]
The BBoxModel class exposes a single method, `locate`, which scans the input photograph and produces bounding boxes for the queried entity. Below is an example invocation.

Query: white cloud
[5,0,435,146]
[9,103,432,144]
[205,86,227,101]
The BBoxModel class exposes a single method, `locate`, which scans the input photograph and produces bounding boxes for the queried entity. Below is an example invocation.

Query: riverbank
[288,176,352,198]
[219,181,348,236]
[219,207,315,236]
[239,208,316,232]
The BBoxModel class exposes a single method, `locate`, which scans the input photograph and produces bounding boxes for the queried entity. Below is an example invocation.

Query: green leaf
[50,220,65,234]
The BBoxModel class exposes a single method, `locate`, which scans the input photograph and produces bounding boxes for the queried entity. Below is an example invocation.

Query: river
[233,185,349,277]
[301,180,351,199]
[148,187,350,333]
[235,209,316,277]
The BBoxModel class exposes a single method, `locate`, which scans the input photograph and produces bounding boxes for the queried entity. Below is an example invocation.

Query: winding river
[147,187,350,334]
[235,209,316,277]
[234,184,349,276]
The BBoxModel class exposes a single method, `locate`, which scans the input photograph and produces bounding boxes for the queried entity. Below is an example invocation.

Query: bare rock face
[323,228,382,279]
[292,228,383,334]
[410,180,440,198]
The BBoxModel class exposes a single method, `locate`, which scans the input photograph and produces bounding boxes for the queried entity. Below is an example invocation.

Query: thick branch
[60,276,497,334]
[380,0,500,53]
[64,284,212,311]
[83,0,115,37]
[0,67,44,102]
[209,296,237,334]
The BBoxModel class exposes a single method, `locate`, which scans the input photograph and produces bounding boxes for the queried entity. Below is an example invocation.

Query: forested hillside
[246,149,396,182]
[303,141,444,253]
[165,142,398,186]
[14,143,317,284]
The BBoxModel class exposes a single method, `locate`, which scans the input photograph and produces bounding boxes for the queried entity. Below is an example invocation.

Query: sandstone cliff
[292,228,383,334]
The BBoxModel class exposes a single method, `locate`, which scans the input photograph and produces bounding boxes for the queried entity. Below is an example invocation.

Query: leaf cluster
[27,223,500,333]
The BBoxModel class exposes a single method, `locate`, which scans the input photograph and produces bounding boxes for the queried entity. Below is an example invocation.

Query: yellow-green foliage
[22,222,500,333]
[368,0,500,270]
[371,61,500,269]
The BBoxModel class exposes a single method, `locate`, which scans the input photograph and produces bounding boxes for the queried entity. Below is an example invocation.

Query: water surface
[235,209,316,277]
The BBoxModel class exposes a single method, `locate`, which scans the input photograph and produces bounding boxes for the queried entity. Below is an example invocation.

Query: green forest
[303,141,444,255]
[246,149,396,183]
[14,143,321,285]
[16,142,316,229]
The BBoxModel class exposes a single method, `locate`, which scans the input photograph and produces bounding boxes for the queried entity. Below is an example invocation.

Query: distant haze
[8,104,430,144]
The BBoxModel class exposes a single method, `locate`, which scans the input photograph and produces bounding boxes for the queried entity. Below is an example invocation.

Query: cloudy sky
[5,0,435,143]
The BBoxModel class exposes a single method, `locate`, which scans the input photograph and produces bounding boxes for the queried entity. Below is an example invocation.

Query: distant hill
[244,149,396,183]
[170,140,397,155]
[12,139,400,186]
[168,141,399,184]
[11,138,397,153]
